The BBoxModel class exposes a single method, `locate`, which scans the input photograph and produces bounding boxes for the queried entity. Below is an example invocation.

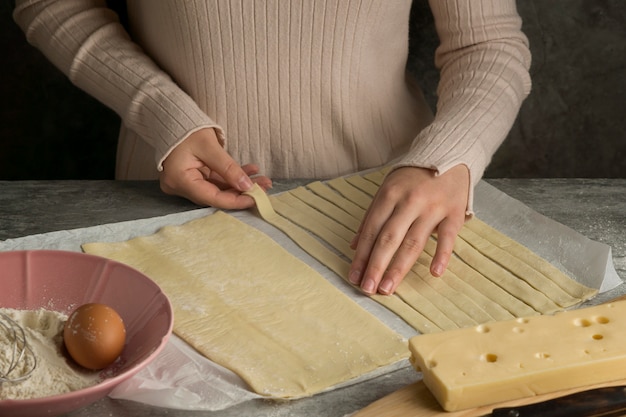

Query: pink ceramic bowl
[0,250,174,417]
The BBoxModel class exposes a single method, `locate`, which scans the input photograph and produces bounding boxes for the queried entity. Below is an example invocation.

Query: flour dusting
[0,308,100,400]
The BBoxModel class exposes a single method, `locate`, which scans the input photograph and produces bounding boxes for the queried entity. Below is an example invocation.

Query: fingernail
[349,270,361,284]
[432,263,443,277]
[379,279,393,294]
[239,176,253,191]
[362,279,375,294]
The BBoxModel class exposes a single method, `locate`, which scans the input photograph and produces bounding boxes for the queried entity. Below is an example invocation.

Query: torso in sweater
[124,0,432,178]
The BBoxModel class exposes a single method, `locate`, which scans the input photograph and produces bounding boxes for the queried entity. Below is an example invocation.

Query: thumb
[189,128,254,192]
[215,156,254,192]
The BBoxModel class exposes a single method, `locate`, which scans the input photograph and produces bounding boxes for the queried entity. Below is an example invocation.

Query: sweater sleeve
[13,0,225,171]
[392,0,532,212]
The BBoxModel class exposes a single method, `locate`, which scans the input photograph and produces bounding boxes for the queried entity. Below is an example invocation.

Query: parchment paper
[0,180,621,411]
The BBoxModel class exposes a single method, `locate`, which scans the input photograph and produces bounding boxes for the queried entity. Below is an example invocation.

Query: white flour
[0,308,100,400]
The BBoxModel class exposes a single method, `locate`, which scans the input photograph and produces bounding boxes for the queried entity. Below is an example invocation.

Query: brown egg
[63,303,126,370]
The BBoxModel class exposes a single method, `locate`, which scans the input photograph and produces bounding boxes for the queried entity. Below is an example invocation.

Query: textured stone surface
[491,1,626,178]
[0,178,624,416]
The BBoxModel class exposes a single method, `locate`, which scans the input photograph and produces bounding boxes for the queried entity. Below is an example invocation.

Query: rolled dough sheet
[83,211,408,399]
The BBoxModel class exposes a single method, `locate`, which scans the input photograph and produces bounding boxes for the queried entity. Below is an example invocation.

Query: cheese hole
[427,360,438,369]
[476,325,490,333]
[595,316,609,324]
[535,352,550,359]
[516,318,528,324]
[480,353,498,363]
[512,327,524,334]
[574,318,591,327]
[592,334,603,340]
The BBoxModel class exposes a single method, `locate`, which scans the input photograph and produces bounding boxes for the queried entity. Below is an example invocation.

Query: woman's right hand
[160,128,272,208]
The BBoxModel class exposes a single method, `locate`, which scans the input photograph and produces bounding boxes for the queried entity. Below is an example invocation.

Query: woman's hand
[349,165,470,295]
[160,128,272,208]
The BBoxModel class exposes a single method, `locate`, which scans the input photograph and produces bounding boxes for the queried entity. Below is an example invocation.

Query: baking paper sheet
[0,180,622,411]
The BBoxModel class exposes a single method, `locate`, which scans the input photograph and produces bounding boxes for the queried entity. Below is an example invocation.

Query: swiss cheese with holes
[409,300,626,411]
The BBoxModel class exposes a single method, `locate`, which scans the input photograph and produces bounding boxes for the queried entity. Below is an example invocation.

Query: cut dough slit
[452,236,561,314]
[421,239,540,317]
[272,198,352,258]
[344,175,380,197]
[458,225,584,307]
[464,218,596,300]
[410,262,494,324]
[413,250,516,321]
[290,187,361,233]
[306,182,364,220]
[326,178,372,210]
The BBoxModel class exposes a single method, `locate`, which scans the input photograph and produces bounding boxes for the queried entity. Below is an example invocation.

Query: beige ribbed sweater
[14,0,531,209]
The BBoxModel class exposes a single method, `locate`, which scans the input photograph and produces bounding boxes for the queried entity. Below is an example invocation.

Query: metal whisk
[0,312,37,384]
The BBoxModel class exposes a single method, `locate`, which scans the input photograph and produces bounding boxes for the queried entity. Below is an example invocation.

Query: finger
[168,170,257,209]
[376,217,438,295]
[241,165,273,190]
[352,205,418,295]
[252,176,273,191]
[430,217,464,277]
[348,199,394,289]
[350,205,372,249]
[241,163,260,176]
[193,142,254,193]
[206,163,272,191]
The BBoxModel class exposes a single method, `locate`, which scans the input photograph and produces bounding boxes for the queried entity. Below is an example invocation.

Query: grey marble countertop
[1,178,625,417]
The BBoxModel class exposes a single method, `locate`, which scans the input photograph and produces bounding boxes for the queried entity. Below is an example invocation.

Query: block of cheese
[408,300,626,411]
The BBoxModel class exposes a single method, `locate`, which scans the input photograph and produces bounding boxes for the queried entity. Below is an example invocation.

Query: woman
[14,0,531,295]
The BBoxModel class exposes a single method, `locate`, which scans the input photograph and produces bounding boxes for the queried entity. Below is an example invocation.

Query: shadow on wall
[1,0,624,180]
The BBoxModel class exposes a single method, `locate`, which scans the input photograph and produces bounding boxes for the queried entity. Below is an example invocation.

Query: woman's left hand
[349,164,470,295]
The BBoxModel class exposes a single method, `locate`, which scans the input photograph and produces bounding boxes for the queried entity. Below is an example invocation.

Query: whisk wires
[0,312,37,384]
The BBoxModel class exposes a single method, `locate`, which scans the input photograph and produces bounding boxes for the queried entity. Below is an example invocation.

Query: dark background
[2,0,625,180]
